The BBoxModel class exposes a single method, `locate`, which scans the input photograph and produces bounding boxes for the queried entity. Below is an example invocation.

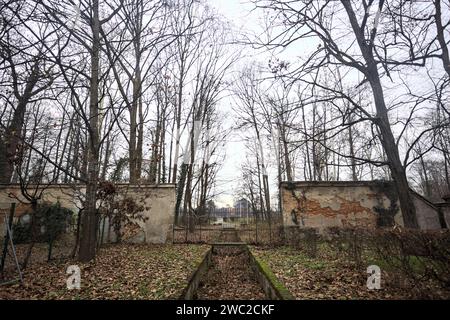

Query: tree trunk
[174,163,188,224]
[368,67,419,228]
[435,0,450,79]
[21,200,39,270]
[0,61,40,183]
[302,105,313,180]
[255,150,265,219]
[129,4,143,183]
[348,124,358,181]
[0,203,15,276]
[342,0,419,229]
[78,0,101,262]
[172,62,185,184]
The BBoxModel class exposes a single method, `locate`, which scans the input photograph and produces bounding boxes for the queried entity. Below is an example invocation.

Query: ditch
[195,245,266,300]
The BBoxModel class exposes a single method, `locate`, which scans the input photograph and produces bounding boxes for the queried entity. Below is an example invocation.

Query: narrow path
[195,246,266,300]
[217,228,240,242]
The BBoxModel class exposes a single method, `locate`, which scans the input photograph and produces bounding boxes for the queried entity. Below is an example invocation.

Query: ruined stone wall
[280,181,443,231]
[0,184,176,243]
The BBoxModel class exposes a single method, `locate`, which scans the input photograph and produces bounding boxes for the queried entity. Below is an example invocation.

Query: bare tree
[0,1,57,184]
[251,0,450,227]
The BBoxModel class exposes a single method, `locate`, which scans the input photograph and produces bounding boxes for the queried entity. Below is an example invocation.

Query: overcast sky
[200,0,259,207]
[202,0,359,207]
[207,0,315,208]
[209,0,255,30]
[196,1,445,208]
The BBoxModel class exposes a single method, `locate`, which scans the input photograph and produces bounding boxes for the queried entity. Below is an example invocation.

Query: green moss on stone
[252,254,295,300]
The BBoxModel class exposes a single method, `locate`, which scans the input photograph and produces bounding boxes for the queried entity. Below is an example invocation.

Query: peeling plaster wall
[281,181,401,230]
[0,184,176,243]
[280,181,443,231]
[118,185,176,243]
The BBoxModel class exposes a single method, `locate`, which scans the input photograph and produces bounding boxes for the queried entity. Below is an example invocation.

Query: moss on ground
[250,245,450,300]
[252,254,295,300]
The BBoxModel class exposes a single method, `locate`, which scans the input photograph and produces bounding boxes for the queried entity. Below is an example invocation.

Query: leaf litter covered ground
[1,243,209,300]
[251,246,450,300]
[196,247,266,300]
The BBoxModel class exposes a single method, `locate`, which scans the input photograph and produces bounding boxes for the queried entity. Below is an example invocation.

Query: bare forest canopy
[0,0,449,261]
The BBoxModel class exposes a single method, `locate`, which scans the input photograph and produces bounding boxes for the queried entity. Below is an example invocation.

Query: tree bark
[342,0,419,228]
[78,0,101,262]
[0,59,41,183]
[348,123,358,181]
[435,0,450,79]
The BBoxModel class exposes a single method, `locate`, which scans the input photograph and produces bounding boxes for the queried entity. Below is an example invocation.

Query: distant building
[208,198,252,220]
[210,206,234,218]
[234,198,251,218]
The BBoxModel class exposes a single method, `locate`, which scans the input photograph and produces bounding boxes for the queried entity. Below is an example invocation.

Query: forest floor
[194,228,267,300]
[196,246,266,300]
[2,241,449,300]
[0,243,209,299]
[251,246,450,300]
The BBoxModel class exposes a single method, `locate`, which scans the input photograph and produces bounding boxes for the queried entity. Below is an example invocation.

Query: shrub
[369,227,450,290]
[284,226,319,258]
[12,202,73,245]
[324,226,368,266]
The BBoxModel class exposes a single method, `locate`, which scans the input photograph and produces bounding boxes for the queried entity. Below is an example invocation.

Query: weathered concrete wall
[280,181,443,231]
[0,184,176,243]
[436,202,450,229]
[119,184,176,243]
[411,192,443,230]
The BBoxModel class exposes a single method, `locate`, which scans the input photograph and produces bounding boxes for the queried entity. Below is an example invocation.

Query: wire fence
[0,203,79,284]
[172,212,284,245]
[0,202,114,283]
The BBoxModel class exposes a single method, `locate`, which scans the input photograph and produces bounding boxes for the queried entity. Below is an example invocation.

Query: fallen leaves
[0,243,209,300]
[251,246,450,300]
[196,247,266,300]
